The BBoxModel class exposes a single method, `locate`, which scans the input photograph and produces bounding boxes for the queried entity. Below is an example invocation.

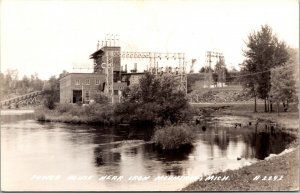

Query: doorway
[73,90,82,103]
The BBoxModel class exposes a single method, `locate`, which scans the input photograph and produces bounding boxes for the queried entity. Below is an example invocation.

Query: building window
[85,90,90,101]
[75,80,80,85]
[95,79,100,85]
[85,79,90,85]
[114,90,118,95]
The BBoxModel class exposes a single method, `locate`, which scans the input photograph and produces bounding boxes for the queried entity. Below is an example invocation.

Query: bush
[91,92,109,104]
[57,103,74,113]
[152,124,195,150]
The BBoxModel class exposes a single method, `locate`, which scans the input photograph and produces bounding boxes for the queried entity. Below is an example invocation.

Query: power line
[230,64,295,78]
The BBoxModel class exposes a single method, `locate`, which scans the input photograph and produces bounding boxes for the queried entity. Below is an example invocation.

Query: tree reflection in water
[242,120,295,160]
[88,117,295,178]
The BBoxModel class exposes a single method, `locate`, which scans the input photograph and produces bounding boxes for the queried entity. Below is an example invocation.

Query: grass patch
[152,124,195,150]
[34,103,115,125]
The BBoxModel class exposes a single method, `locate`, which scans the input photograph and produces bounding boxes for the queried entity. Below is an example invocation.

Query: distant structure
[60,34,187,104]
[203,50,226,88]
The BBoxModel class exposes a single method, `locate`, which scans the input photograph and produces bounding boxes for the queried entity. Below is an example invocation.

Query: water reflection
[1,110,295,191]
[143,143,194,162]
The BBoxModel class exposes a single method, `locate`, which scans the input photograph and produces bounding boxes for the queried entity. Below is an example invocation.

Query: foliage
[36,103,114,125]
[0,70,44,100]
[215,59,226,83]
[270,66,296,102]
[115,73,191,125]
[270,48,298,107]
[199,66,213,73]
[187,73,206,93]
[241,24,290,111]
[91,92,109,104]
[152,124,195,150]
[43,75,60,109]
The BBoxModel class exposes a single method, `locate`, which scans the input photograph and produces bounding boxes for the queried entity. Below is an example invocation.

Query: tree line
[0,70,44,100]
[0,69,69,109]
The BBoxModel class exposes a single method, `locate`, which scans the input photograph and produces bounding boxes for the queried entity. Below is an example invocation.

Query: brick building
[59,45,142,104]
[59,73,106,103]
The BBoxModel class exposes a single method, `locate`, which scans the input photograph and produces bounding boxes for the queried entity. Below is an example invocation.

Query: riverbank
[192,103,298,131]
[216,103,298,129]
[183,102,299,191]
[34,103,115,125]
[183,146,299,191]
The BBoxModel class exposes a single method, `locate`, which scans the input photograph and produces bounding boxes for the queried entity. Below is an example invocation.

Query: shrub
[152,124,195,150]
[57,103,74,113]
[91,92,109,104]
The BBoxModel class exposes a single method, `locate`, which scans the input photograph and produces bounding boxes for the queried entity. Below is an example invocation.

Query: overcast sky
[1,0,298,80]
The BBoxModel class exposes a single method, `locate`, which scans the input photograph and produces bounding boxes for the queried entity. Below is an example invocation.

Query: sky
[1,0,299,80]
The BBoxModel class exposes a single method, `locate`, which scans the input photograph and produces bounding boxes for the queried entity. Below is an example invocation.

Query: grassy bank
[191,102,299,130]
[214,103,299,131]
[183,102,299,191]
[183,146,299,191]
[35,103,114,125]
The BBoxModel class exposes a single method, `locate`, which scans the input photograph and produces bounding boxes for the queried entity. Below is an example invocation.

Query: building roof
[59,73,105,81]
[90,46,121,59]
[90,49,104,59]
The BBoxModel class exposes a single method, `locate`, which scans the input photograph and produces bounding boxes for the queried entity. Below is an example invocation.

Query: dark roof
[90,46,121,59]
[90,49,104,59]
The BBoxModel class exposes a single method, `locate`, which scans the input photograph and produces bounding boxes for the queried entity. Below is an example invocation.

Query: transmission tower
[204,51,224,88]
[89,34,188,103]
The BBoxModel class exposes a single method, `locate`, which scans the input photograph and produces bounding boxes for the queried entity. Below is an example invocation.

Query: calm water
[1,110,294,191]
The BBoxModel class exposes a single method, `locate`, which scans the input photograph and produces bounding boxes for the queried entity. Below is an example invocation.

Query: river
[1,110,294,191]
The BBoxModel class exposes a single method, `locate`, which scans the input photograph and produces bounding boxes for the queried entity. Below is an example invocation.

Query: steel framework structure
[98,50,187,103]
[0,91,43,108]
[204,51,225,88]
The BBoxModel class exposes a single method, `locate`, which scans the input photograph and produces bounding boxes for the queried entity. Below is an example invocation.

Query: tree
[241,25,290,112]
[16,75,31,94]
[115,73,190,125]
[59,70,69,79]
[215,59,227,85]
[199,66,213,73]
[3,69,18,95]
[43,75,60,109]
[30,73,43,92]
[270,48,298,114]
